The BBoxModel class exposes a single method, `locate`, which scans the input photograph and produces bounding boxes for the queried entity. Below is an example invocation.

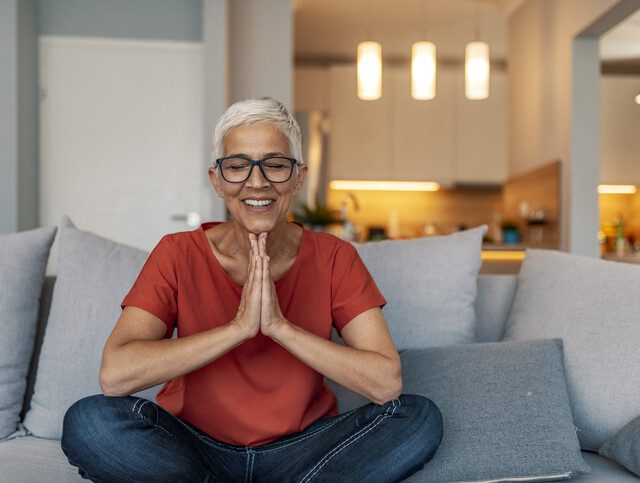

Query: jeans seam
[173,415,244,453]
[249,450,255,482]
[256,409,358,454]
[131,397,144,413]
[299,401,400,483]
[131,399,215,471]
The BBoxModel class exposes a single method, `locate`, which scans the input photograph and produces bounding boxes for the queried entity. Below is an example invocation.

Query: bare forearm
[100,322,248,396]
[271,322,402,405]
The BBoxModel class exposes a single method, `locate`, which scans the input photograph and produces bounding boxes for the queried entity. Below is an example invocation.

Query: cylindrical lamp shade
[635,93,640,105]
[357,41,382,100]
[411,41,437,100]
[465,41,490,100]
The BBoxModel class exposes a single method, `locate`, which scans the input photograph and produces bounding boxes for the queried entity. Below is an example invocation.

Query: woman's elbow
[373,359,403,404]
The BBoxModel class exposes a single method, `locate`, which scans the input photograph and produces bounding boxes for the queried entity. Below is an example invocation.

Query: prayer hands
[232,232,287,340]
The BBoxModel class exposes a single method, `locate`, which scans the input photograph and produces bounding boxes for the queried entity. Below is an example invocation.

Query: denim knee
[399,394,444,461]
[61,394,135,452]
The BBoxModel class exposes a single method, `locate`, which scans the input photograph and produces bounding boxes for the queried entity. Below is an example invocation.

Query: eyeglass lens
[220,157,293,183]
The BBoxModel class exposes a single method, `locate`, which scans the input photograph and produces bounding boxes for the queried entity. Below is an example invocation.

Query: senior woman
[61,97,443,482]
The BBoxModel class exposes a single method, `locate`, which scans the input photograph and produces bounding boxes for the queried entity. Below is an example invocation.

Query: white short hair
[212,97,303,164]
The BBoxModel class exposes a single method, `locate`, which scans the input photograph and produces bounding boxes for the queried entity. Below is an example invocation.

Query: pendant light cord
[419,0,428,39]
[365,0,373,39]
[474,0,481,41]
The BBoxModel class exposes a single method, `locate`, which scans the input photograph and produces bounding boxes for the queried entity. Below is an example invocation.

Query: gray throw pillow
[502,249,640,451]
[21,216,163,439]
[599,415,640,477]
[400,339,589,482]
[354,225,486,350]
[0,226,57,440]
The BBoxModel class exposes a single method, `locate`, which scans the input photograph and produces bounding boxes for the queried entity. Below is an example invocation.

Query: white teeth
[243,199,274,207]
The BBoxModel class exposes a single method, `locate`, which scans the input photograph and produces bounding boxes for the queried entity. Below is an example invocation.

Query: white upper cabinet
[601,75,640,185]
[328,64,392,180]
[453,68,507,185]
[392,67,455,183]
[302,64,507,184]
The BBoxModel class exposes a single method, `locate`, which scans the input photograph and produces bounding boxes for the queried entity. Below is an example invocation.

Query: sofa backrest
[22,273,519,416]
[474,275,518,343]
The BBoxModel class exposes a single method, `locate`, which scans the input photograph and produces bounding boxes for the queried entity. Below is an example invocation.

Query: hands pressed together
[232,232,288,340]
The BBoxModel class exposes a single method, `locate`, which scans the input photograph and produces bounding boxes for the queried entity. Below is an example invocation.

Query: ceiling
[294,0,508,63]
[295,0,640,69]
[601,8,640,62]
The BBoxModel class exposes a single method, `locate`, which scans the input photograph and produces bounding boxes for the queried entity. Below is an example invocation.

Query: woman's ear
[293,164,308,196]
[208,168,224,198]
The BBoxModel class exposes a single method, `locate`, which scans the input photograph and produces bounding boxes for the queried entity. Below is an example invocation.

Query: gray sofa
[1,274,638,482]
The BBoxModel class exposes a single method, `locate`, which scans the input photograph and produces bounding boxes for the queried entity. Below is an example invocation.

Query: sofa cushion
[0,226,57,440]
[21,217,163,439]
[0,436,84,482]
[502,249,640,450]
[355,225,486,350]
[599,415,640,478]
[473,275,518,343]
[399,339,588,482]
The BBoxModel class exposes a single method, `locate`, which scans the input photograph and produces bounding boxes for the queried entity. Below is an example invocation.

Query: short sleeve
[331,242,387,336]
[121,235,178,337]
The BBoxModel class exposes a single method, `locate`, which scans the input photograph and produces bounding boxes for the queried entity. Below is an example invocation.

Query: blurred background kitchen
[2,0,640,275]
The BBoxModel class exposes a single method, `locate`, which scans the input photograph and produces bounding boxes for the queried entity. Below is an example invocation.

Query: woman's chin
[238,217,278,234]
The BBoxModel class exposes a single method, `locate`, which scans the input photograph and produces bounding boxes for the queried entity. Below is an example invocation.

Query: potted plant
[501,220,521,244]
[293,195,341,232]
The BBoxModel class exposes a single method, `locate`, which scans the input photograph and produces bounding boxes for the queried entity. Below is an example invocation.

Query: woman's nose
[245,163,270,188]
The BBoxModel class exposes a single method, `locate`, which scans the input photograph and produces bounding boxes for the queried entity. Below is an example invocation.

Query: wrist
[229,318,255,342]
[270,318,294,345]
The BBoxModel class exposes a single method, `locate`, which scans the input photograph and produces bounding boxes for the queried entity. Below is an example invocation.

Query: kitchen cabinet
[392,67,455,183]
[295,66,329,112]
[323,64,507,184]
[328,64,392,180]
[453,68,507,185]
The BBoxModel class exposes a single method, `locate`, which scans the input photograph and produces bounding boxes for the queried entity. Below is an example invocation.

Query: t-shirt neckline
[198,221,308,288]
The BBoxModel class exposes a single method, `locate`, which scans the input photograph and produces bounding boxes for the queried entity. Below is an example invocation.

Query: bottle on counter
[615,213,626,257]
[387,209,400,239]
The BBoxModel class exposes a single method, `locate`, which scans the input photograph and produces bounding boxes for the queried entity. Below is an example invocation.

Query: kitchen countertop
[602,253,640,264]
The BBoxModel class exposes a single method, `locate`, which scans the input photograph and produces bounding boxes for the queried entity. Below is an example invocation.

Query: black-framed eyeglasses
[214,156,299,183]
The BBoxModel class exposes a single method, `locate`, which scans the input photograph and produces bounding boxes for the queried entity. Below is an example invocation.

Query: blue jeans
[61,393,442,482]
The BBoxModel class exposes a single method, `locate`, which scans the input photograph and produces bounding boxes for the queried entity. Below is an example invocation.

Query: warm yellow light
[636,94,640,105]
[481,251,526,261]
[465,41,490,100]
[411,41,436,100]
[329,180,440,191]
[597,184,638,194]
[357,41,382,100]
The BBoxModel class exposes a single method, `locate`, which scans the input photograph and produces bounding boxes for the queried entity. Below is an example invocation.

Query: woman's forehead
[223,122,288,154]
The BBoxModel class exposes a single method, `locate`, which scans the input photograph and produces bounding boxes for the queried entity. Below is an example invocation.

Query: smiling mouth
[242,199,275,207]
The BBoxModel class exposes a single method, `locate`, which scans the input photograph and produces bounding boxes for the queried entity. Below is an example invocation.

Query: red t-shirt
[120,221,387,447]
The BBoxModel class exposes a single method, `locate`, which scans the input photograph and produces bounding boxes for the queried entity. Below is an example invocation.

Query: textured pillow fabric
[354,225,486,350]
[502,249,640,451]
[599,415,640,477]
[21,216,164,439]
[0,226,57,440]
[400,339,589,482]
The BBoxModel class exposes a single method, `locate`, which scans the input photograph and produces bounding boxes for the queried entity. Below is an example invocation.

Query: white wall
[508,0,622,255]
[229,0,292,109]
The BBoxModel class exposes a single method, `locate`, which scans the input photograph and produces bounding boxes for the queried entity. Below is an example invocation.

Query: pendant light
[411,0,436,100]
[357,0,382,100]
[465,0,490,100]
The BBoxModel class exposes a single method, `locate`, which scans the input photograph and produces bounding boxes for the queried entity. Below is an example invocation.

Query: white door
[40,36,223,274]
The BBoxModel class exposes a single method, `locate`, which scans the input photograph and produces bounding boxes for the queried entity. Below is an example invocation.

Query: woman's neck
[223,220,298,263]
